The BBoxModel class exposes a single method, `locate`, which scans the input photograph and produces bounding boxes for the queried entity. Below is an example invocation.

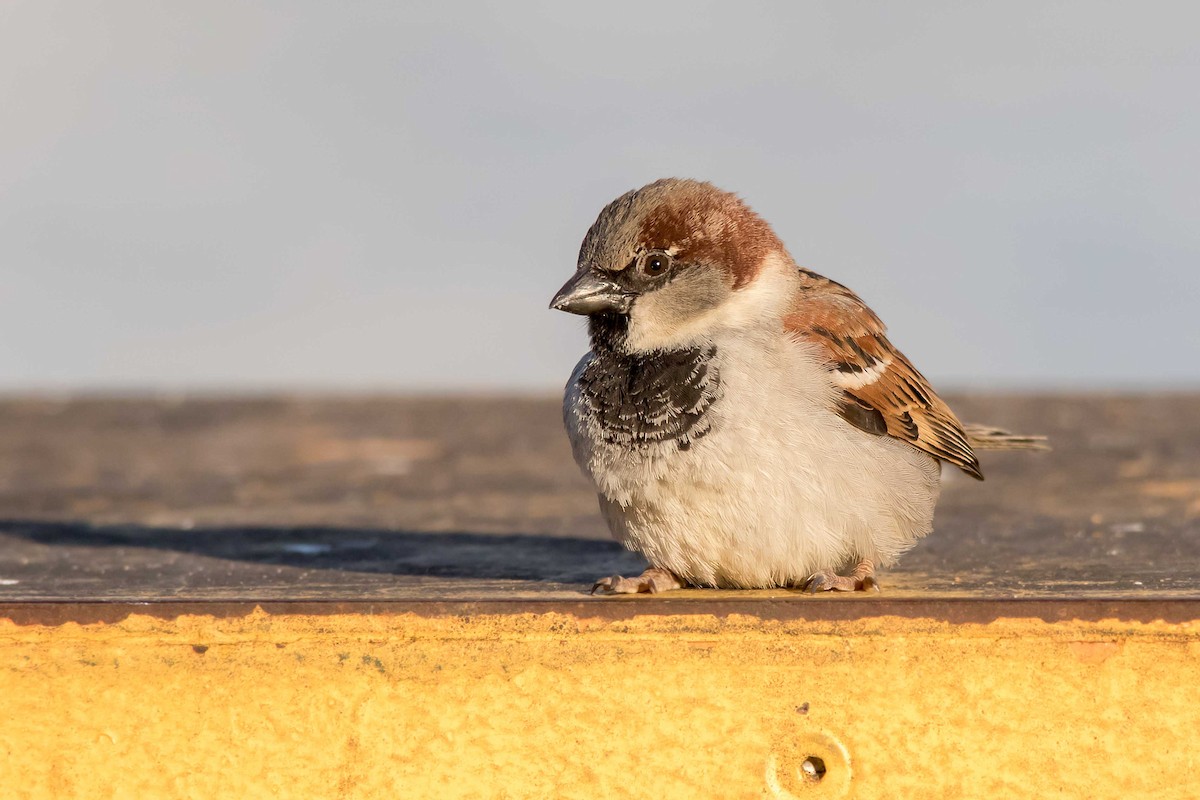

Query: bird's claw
[590,567,685,595]
[802,563,881,593]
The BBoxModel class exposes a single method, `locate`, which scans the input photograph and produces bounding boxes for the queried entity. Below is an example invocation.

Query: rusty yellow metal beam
[3,601,1197,799]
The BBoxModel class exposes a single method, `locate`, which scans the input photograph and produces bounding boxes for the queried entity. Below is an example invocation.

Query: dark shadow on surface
[4,516,1199,606]
[0,519,647,588]
[4,520,1200,626]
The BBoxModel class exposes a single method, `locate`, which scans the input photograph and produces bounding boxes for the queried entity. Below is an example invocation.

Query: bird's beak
[549,270,632,315]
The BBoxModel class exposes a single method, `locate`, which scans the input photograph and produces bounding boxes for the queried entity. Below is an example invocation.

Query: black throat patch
[580,317,721,450]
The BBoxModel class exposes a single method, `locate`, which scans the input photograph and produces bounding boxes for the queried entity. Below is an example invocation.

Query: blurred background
[1,2,1197,394]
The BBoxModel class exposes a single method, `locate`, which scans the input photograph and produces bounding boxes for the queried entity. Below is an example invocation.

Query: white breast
[565,329,941,589]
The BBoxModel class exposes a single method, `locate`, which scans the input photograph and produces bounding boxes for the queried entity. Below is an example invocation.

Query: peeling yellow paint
[1,608,1198,799]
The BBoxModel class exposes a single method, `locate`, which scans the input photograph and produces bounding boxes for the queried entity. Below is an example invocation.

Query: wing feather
[785,269,984,479]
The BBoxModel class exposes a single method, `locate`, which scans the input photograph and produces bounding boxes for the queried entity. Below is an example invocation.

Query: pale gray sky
[2,2,1197,391]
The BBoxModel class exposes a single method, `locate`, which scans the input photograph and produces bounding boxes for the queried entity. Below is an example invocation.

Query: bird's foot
[591,567,685,595]
[802,560,880,593]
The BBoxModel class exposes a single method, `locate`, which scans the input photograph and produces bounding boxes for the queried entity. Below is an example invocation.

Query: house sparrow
[551,178,1046,593]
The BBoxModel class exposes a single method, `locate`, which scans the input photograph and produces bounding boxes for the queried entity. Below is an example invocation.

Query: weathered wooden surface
[0,394,1197,606]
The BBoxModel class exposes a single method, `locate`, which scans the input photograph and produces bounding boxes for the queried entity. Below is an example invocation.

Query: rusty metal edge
[2,597,1199,627]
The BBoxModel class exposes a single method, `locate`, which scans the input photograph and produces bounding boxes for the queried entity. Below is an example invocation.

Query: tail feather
[964,423,1050,451]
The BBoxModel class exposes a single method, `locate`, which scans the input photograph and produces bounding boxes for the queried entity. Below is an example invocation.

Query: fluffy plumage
[551,178,1045,592]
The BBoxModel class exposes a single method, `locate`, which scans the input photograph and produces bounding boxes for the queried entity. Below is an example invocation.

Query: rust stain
[1118,459,1152,479]
[293,426,441,471]
[1138,479,1200,500]
[1068,640,1123,664]
[1139,479,1200,515]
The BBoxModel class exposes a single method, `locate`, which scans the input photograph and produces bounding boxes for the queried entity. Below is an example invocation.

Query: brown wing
[784,269,983,479]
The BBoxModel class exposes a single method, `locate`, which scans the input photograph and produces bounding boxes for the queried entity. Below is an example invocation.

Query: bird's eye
[641,252,672,277]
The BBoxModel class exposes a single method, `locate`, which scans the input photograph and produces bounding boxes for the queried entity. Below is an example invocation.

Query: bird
[550,178,1046,594]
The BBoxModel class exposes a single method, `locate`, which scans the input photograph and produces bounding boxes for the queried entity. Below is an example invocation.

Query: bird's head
[550,178,788,353]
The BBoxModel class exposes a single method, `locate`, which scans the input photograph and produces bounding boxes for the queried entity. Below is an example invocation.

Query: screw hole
[801,756,826,782]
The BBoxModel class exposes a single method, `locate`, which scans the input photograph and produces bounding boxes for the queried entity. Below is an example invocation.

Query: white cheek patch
[625,252,795,353]
[625,292,687,352]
